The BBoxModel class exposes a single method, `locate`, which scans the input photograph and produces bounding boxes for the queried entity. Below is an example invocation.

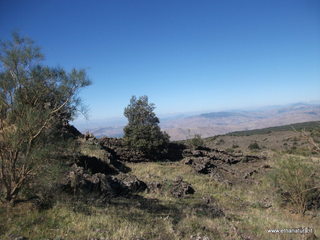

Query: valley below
[85,103,320,140]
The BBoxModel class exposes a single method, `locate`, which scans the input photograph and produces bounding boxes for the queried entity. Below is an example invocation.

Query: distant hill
[160,103,320,140]
[200,112,246,119]
[226,121,320,136]
[89,126,124,138]
[82,102,320,140]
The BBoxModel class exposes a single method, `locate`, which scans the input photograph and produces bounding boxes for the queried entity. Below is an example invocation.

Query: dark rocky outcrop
[146,181,163,193]
[166,142,186,161]
[62,135,146,199]
[182,147,267,185]
[99,137,149,162]
[170,177,195,198]
[183,157,217,174]
[99,137,186,162]
[110,173,147,194]
[77,155,119,175]
[62,129,266,200]
[63,164,146,197]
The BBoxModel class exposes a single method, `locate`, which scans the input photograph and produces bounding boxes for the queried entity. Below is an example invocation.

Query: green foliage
[0,33,91,202]
[248,142,260,150]
[188,134,204,149]
[123,96,169,159]
[268,157,320,214]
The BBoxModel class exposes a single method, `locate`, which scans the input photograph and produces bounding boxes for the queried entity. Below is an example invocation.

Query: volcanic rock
[170,177,195,198]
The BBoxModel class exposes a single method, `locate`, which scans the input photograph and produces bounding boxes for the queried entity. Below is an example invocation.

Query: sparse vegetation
[248,142,260,150]
[225,148,235,153]
[268,156,320,215]
[188,134,204,149]
[216,138,225,145]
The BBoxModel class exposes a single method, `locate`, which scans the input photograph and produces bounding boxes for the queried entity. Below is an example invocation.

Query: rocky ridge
[182,146,268,185]
[62,132,267,201]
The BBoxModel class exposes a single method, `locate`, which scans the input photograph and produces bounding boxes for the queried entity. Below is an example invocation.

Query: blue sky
[1,0,320,124]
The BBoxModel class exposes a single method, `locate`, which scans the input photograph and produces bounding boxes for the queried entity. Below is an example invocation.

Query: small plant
[268,157,320,215]
[232,144,239,148]
[248,142,260,150]
[216,138,225,145]
[225,148,235,153]
[188,134,204,149]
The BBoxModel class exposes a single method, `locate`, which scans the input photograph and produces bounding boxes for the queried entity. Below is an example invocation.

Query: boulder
[193,157,216,174]
[170,177,195,198]
[111,174,147,194]
[183,156,216,174]
[147,181,163,193]
[63,165,146,197]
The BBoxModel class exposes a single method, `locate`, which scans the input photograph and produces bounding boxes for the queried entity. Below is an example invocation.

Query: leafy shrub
[269,157,320,214]
[188,134,204,149]
[248,142,260,150]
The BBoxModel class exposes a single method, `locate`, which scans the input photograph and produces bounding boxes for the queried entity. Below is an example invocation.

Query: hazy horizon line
[72,100,320,130]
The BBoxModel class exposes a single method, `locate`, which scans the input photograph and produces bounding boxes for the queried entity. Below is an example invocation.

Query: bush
[188,134,204,149]
[248,142,260,150]
[269,157,320,214]
[123,96,170,160]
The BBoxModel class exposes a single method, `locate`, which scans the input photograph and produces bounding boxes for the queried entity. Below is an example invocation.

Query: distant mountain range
[81,102,320,140]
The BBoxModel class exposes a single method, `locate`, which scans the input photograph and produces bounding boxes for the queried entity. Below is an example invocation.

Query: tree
[123,96,169,159]
[0,33,91,203]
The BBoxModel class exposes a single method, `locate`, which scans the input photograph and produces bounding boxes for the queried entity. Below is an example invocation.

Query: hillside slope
[1,123,319,239]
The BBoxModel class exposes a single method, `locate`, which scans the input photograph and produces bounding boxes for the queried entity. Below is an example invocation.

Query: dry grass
[1,153,319,239]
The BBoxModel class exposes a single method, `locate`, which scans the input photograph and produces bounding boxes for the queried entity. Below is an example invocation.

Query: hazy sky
[1,0,320,122]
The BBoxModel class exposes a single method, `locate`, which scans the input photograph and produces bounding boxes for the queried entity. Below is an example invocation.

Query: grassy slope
[1,155,319,239]
[202,121,320,157]
[1,123,320,240]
